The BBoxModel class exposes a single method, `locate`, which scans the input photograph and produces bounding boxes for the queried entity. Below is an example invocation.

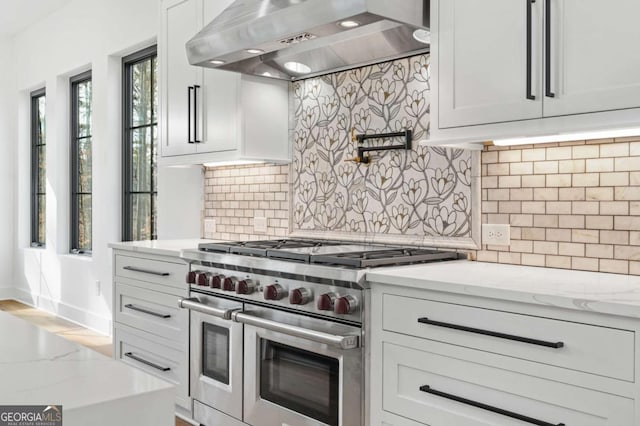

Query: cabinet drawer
[383,343,634,426]
[115,254,186,289]
[115,325,189,410]
[383,294,634,381]
[115,282,187,344]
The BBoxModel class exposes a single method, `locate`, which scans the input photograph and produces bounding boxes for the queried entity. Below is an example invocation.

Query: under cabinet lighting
[203,160,266,168]
[246,48,264,54]
[413,29,431,44]
[209,59,225,65]
[419,139,484,151]
[284,61,311,74]
[493,127,640,146]
[338,20,360,28]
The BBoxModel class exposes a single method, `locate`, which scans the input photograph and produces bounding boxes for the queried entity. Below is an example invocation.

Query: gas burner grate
[310,249,462,268]
[198,239,344,257]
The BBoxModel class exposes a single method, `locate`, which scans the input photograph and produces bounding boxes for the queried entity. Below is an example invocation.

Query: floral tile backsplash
[290,54,480,247]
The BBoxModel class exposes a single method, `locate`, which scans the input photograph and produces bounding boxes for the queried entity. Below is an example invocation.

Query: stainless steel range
[179,239,461,426]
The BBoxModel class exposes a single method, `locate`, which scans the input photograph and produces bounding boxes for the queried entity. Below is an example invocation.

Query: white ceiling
[0,0,73,36]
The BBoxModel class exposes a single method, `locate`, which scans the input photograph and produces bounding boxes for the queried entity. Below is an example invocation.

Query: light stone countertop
[367,260,640,319]
[109,239,217,257]
[0,310,175,426]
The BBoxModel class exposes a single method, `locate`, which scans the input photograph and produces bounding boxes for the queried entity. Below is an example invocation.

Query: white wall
[11,0,165,334]
[0,37,16,299]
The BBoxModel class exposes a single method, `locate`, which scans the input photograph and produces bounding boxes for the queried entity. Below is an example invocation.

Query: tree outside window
[123,46,158,241]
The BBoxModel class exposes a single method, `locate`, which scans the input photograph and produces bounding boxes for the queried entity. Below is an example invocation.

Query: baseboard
[0,287,17,300]
[12,288,112,336]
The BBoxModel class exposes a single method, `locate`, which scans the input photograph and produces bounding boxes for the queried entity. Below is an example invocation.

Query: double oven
[179,265,364,426]
[179,239,459,425]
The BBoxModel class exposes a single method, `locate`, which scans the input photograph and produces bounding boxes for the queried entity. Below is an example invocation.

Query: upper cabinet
[431,0,640,142]
[544,0,640,117]
[437,0,542,128]
[159,0,290,165]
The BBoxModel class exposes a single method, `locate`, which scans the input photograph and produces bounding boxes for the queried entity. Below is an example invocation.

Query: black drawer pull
[124,352,171,372]
[545,0,555,98]
[526,0,536,100]
[188,86,194,143]
[123,266,170,277]
[124,304,171,319]
[420,385,565,426]
[417,317,564,349]
[193,85,201,143]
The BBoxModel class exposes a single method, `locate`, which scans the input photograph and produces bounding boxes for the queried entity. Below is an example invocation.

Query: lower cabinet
[369,283,640,425]
[112,249,190,415]
[115,324,189,410]
[383,343,633,426]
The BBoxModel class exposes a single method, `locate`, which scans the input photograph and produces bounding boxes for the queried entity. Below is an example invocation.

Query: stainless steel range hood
[186,0,430,81]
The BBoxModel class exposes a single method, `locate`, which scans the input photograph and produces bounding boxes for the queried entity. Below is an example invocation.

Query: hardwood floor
[0,300,192,426]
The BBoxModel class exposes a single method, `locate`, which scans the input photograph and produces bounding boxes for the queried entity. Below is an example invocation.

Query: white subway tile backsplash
[481,138,640,275]
[203,164,289,240]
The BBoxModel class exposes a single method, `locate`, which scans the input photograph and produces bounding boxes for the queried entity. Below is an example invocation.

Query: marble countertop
[0,311,174,424]
[109,239,215,257]
[367,260,640,319]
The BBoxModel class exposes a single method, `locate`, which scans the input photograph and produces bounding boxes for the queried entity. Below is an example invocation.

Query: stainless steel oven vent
[186,0,430,80]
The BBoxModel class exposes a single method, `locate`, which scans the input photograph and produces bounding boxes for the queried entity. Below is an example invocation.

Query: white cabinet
[431,0,640,142]
[112,249,191,416]
[437,0,542,127]
[159,0,290,165]
[544,0,640,117]
[369,283,640,425]
[162,0,200,157]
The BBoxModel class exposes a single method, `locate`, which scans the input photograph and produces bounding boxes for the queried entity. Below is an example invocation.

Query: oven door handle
[233,311,360,350]
[178,297,239,320]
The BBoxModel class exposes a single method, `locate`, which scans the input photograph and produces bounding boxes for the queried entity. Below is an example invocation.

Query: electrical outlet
[204,218,216,234]
[482,224,511,246]
[254,217,267,233]
[95,280,101,296]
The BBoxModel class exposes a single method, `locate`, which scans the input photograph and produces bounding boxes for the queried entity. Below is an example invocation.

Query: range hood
[186,0,430,81]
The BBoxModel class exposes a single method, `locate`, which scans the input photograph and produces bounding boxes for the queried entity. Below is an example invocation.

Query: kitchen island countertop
[367,260,640,318]
[0,310,175,426]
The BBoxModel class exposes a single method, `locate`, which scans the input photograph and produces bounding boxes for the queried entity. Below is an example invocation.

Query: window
[31,88,46,247]
[122,46,158,241]
[70,71,92,254]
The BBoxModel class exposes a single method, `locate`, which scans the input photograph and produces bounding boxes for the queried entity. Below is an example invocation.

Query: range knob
[316,293,337,311]
[186,271,198,284]
[289,288,311,305]
[334,295,359,315]
[236,279,256,295]
[264,284,286,301]
[210,274,224,289]
[195,272,211,286]
[222,277,237,292]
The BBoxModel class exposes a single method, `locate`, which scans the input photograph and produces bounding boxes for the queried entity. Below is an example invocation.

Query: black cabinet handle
[122,266,170,277]
[193,84,201,143]
[124,352,171,372]
[545,0,555,97]
[417,317,564,349]
[419,385,565,426]
[526,0,536,100]
[188,86,195,143]
[124,303,171,319]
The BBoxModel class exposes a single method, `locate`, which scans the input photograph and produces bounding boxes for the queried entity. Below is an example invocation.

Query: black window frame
[70,70,93,255]
[122,45,158,241]
[30,88,46,248]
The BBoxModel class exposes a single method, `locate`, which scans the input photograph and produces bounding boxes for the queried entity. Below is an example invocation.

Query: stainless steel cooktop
[196,239,461,268]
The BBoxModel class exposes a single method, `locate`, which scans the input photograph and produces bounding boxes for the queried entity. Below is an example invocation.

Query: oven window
[260,340,339,426]
[202,322,229,385]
